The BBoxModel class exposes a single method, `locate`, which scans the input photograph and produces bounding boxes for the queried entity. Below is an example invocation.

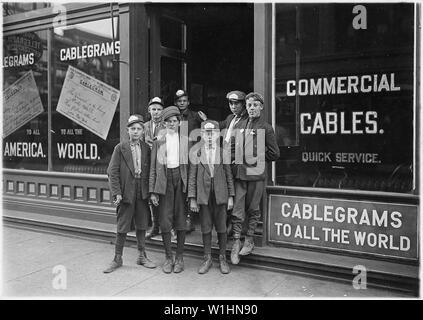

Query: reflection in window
[52,18,120,174]
[2,30,48,171]
[274,3,414,193]
[3,2,50,17]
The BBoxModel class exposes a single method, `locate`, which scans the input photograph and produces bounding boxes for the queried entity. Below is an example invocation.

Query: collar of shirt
[129,140,140,147]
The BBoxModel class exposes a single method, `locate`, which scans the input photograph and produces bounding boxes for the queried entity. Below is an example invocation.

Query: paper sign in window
[56,66,120,140]
[3,70,44,138]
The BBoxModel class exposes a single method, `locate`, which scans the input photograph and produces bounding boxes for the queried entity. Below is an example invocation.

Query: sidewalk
[2,225,411,298]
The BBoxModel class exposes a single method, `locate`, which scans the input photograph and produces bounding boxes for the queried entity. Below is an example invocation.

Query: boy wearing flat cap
[104,114,156,273]
[144,97,166,239]
[230,92,280,265]
[149,106,191,274]
[188,120,234,274]
[220,90,248,235]
[174,89,207,233]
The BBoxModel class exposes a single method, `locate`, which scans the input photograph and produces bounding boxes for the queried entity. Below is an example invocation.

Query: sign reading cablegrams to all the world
[268,195,418,260]
[3,70,44,138]
[56,66,120,140]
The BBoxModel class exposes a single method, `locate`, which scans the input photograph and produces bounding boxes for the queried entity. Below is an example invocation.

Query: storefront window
[52,18,120,174]
[3,2,50,17]
[2,30,48,171]
[274,3,414,193]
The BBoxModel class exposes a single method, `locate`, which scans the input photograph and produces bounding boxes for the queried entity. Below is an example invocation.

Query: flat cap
[174,89,188,101]
[246,92,264,104]
[161,106,181,121]
[226,90,246,101]
[201,119,219,130]
[127,114,144,127]
[148,96,164,108]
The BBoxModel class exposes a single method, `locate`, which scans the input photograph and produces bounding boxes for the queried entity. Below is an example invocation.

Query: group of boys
[103,89,280,275]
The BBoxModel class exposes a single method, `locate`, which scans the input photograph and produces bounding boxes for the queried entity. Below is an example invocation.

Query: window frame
[270,3,419,197]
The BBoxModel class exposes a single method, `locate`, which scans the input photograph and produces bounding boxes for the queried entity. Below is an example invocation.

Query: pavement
[1,225,412,298]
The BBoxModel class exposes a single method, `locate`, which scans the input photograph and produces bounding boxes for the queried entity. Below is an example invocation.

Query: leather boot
[162,254,174,274]
[219,255,231,274]
[239,236,255,256]
[173,255,185,273]
[136,250,156,269]
[103,254,123,273]
[198,254,213,274]
[230,239,241,265]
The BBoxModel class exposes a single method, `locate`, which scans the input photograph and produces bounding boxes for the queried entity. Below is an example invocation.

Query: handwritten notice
[3,70,44,138]
[56,66,120,140]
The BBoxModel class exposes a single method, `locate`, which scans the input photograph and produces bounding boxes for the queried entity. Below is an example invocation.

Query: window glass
[160,56,183,106]
[52,18,120,174]
[274,3,414,193]
[160,16,184,50]
[3,2,50,17]
[2,30,48,171]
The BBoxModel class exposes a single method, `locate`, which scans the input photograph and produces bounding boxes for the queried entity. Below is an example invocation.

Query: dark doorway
[158,3,254,121]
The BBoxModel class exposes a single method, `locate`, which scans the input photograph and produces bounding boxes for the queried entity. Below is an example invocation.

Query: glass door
[149,8,187,107]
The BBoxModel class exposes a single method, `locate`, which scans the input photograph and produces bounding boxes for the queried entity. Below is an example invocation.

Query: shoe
[186,215,195,233]
[239,236,254,256]
[230,239,241,265]
[162,256,174,274]
[173,256,185,273]
[136,250,156,269]
[198,254,213,274]
[219,255,231,274]
[171,229,177,241]
[103,255,123,273]
[146,226,160,239]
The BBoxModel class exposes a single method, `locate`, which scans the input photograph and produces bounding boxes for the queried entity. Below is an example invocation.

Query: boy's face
[246,98,264,118]
[164,116,180,133]
[127,122,144,141]
[229,100,244,116]
[202,129,219,147]
[149,104,163,122]
[175,96,189,110]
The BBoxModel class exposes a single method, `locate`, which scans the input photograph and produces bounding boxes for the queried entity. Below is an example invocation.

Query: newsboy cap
[174,89,188,101]
[127,114,144,127]
[201,119,219,131]
[161,106,181,121]
[148,96,164,108]
[245,92,264,104]
[226,90,246,101]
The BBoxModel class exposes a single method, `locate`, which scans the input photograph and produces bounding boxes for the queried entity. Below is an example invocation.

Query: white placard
[56,66,120,140]
[3,70,44,138]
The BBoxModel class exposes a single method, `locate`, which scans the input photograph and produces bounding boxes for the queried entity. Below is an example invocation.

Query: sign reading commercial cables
[3,70,44,138]
[56,66,120,140]
[268,195,418,260]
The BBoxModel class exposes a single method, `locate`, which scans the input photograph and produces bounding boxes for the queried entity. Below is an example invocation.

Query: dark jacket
[107,140,151,202]
[188,146,235,205]
[219,109,248,130]
[149,132,190,195]
[219,109,249,161]
[144,120,166,148]
[233,115,280,181]
[180,108,203,135]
